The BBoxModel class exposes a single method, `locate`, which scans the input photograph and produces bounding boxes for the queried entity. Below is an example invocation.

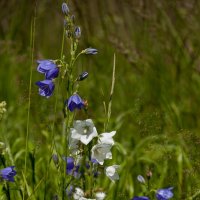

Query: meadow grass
[0,1,200,199]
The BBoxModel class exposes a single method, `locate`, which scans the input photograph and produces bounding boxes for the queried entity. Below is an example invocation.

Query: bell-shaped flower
[105,165,119,182]
[37,60,59,80]
[67,94,85,112]
[35,80,55,98]
[70,119,98,145]
[98,131,116,145]
[45,67,59,79]
[0,166,16,182]
[37,60,56,73]
[156,187,174,200]
[91,143,112,165]
[132,197,150,200]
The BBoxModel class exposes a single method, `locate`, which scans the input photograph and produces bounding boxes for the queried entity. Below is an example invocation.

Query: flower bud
[78,72,88,81]
[74,26,81,39]
[137,175,145,183]
[62,3,69,15]
[83,48,98,55]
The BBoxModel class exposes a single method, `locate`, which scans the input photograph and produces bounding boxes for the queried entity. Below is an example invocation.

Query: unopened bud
[78,72,88,81]
[74,26,81,39]
[62,3,69,15]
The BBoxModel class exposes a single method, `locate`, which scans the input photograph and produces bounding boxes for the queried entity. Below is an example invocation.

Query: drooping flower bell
[37,60,59,79]
[0,166,17,182]
[35,80,55,98]
[67,94,85,112]
[105,165,119,182]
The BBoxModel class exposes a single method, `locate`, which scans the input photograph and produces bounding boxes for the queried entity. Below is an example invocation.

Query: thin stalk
[23,1,37,199]
[104,53,116,131]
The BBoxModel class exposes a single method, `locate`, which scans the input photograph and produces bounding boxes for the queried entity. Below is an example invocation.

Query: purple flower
[37,60,56,73]
[132,197,149,200]
[156,187,174,200]
[0,166,16,182]
[37,60,59,79]
[67,94,85,112]
[84,48,98,55]
[35,80,55,98]
[45,67,59,79]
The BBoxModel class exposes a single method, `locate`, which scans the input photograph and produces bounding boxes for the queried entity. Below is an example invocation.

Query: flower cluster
[63,119,119,198]
[35,60,59,98]
[0,166,17,182]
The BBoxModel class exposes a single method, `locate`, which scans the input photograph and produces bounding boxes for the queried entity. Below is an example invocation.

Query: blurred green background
[1,0,200,199]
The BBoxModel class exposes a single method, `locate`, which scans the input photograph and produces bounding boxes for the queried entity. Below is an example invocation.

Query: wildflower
[91,143,112,165]
[83,48,98,55]
[64,157,75,175]
[70,119,98,145]
[37,60,56,73]
[37,60,59,79]
[75,26,81,38]
[0,166,16,182]
[98,131,116,145]
[95,192,106,200]
[105,165,119,182]
[35,80,55,98]
[45,67,59,79]
[132,197,150,200]
[78,71,89,81]
[137,175,146,184]
[67,94,85,112]
[156,187,174,200]
[62,3,69,15]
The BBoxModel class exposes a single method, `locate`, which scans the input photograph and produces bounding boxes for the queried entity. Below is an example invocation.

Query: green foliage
[0,0,200,199]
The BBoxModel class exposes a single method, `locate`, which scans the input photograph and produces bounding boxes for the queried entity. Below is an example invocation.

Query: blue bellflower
[132,197,149,200]
[0,166,17,182]
[67,94,85,112]
[37,60,59,79]
[156,187,174,200]
[35,80,55,98]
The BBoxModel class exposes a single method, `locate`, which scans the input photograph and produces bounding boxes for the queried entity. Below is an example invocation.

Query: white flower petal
[98,131,116,145]
[91,143,112,165]
[70,119,98,145]
[95,192,106,200]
